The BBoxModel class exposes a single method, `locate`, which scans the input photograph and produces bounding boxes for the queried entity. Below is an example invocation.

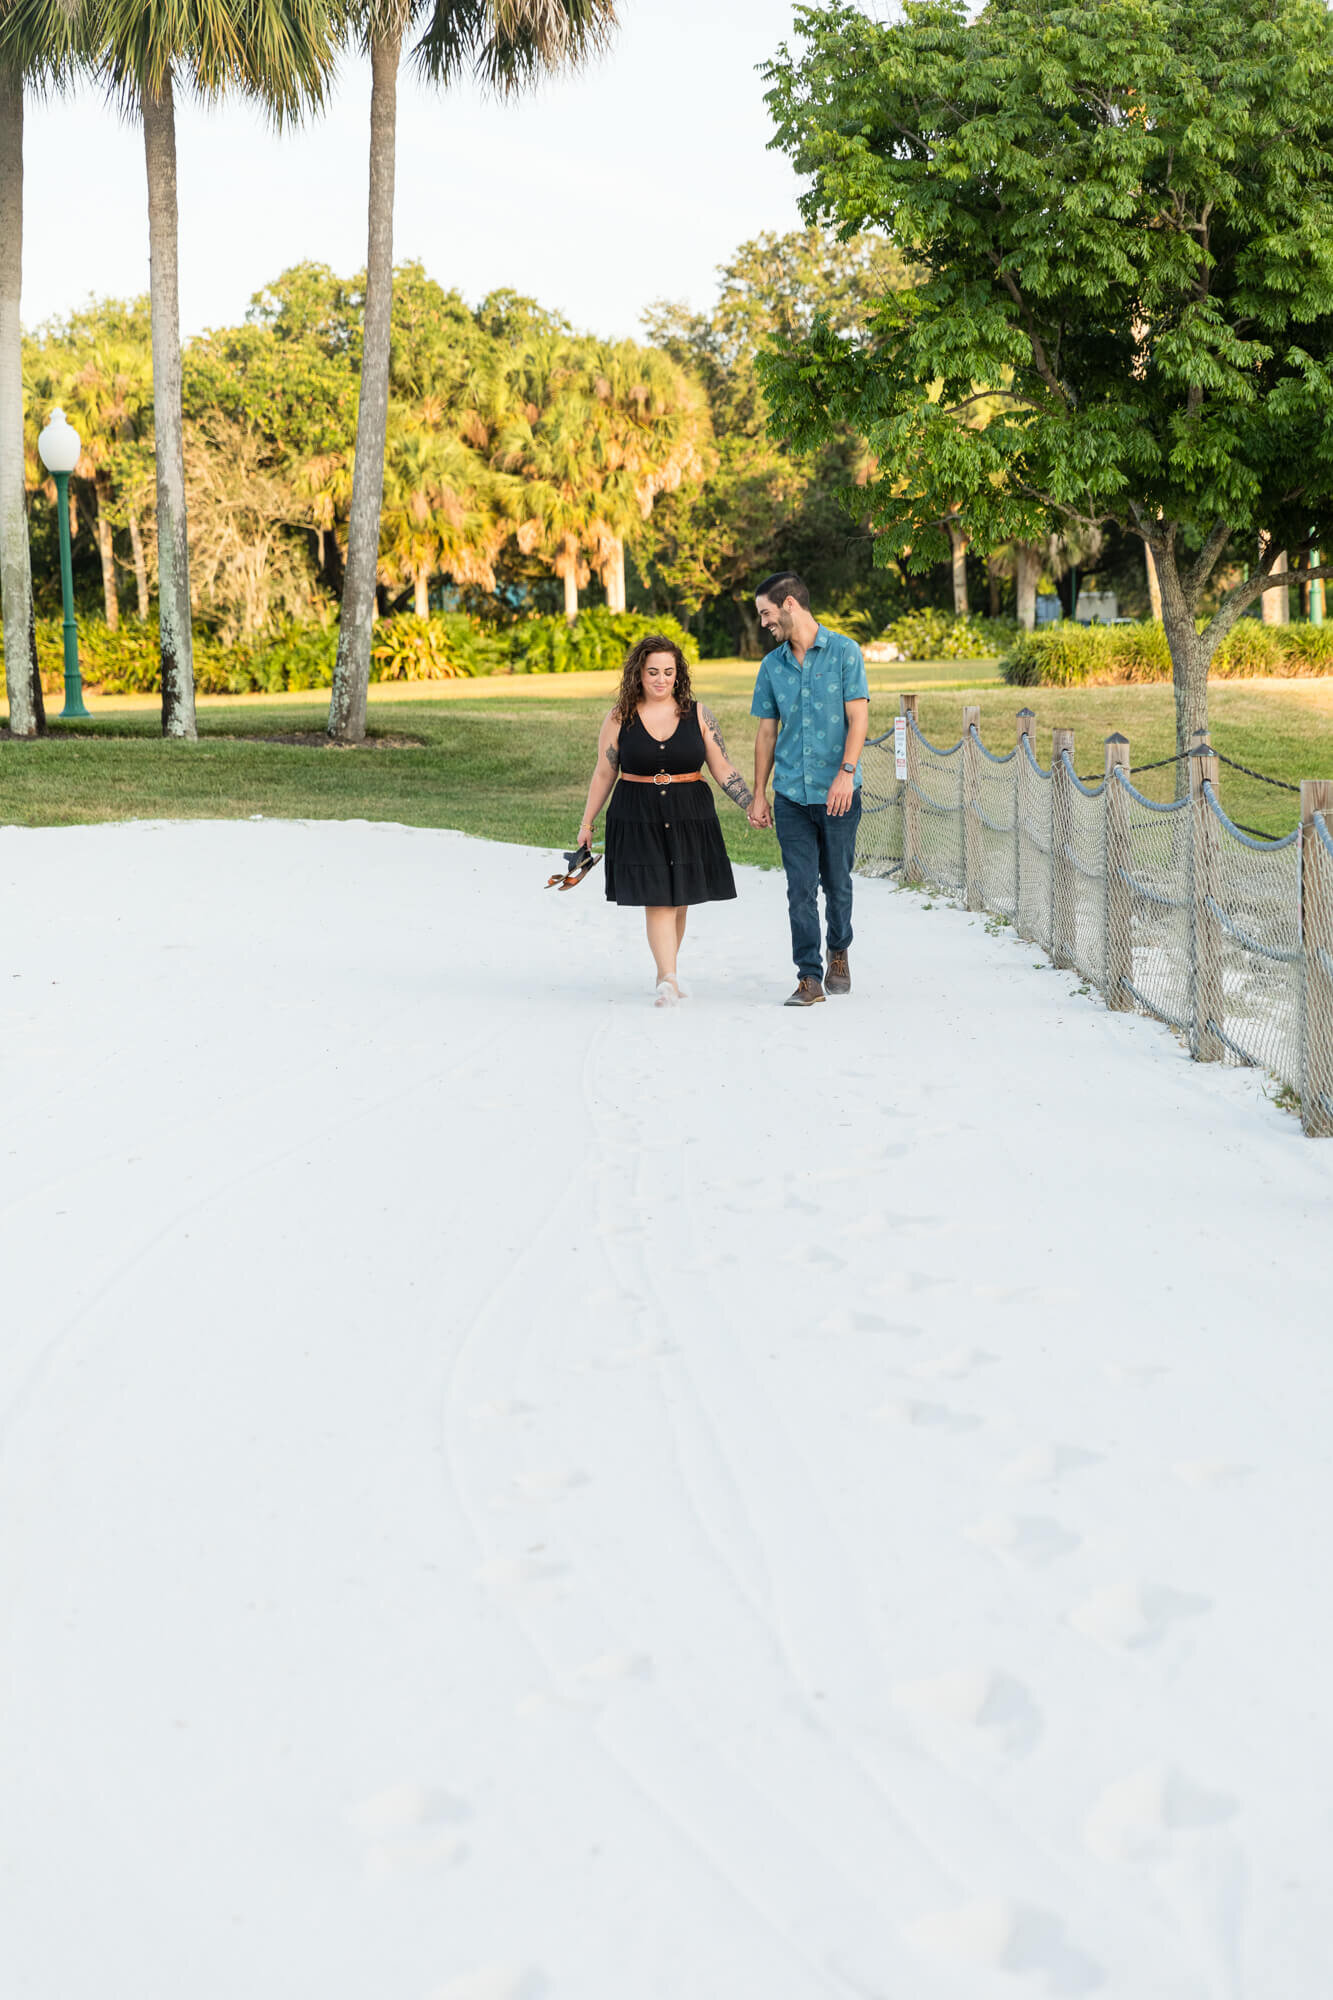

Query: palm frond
[92,0,342,121]
[410,0,615,93]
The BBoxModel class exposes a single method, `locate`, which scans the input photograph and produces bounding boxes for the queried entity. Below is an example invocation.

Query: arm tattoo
[605,742,620,769]
[722,770,755,811]
[700,703,729,759]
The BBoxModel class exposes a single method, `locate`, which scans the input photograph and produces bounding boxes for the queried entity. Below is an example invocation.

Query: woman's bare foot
[654,977,681,1008]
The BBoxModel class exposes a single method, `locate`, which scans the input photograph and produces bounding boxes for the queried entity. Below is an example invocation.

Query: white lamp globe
[38,407,81,475]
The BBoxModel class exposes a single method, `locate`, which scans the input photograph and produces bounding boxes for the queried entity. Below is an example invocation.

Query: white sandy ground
[2,819,1332,2000]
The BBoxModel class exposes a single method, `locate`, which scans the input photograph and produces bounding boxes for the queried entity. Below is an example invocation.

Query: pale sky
[23,0,814,343]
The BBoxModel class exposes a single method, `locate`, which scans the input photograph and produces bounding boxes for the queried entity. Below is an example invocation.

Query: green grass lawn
[3,658,1331,852]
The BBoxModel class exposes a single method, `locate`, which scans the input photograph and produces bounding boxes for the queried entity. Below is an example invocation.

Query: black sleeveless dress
[603,703,738,907]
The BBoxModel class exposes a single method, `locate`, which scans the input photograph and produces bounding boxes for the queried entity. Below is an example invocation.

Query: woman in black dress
[577,635,755,1005]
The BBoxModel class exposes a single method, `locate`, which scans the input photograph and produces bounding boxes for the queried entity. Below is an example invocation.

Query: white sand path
[1,819,1331,2000]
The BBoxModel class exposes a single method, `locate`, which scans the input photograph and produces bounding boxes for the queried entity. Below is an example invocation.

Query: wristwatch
[840,762,855,774]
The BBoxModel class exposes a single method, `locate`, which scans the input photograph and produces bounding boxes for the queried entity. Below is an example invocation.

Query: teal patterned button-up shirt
[750,625,871,807]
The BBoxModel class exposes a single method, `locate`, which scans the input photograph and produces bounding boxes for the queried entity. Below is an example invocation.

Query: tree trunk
[1144,540,1163,621]
[0,64,36,737]
[562,559,578,623]
[986,553,1002,618]
[605,535,626,613]
[142,72,196,739]
[27,569,44,730]
[327,25,400,743]
[948,518,969,618]
[413,567,429,618]
[1156,539,1212,788]
[94,472,119,630]
[128,507,149,617]
[1260,543,1289,625]
[736,595,762,659]
[1015,543,1041,632]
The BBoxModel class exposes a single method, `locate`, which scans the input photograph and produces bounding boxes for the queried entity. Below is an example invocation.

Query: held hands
[747,793,771,830]
[826,771,856,818]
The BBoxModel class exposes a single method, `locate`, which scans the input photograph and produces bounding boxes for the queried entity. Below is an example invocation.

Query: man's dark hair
[756,571,811,610]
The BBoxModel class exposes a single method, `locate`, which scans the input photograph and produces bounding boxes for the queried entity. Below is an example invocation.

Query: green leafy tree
[326,0,618,745]
[639,229,914,652]
[98,0,342,737]
[762,0,1333,758]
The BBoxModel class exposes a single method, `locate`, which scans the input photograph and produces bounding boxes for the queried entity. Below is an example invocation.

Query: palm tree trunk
[1144,540,1162,621]
[128,506,149,617]
[142,71,196,739]
[413,567,428,617]
[94,473,119,629]
[1260,542,1288,625]
[562,560,578,622]
[1015,543,1041,631]
[610,536,626,612]
[328,24,400,743]
[948,518,969,618]
[0,64,36,737]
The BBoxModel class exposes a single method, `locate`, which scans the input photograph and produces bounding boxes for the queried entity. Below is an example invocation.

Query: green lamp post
[37,407,89,720]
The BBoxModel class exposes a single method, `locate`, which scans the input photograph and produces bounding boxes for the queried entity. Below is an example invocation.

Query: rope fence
[856,697,1333,1137]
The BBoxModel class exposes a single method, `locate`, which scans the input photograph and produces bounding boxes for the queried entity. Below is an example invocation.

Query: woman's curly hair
[612,634,694,723]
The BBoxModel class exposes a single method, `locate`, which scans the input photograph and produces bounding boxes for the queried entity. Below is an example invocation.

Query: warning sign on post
[893,715,908,781]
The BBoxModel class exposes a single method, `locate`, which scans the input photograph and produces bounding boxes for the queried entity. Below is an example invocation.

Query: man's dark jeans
[773,790,862,983]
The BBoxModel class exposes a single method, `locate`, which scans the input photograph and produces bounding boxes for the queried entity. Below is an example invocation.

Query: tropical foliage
[1002,621,1333,688]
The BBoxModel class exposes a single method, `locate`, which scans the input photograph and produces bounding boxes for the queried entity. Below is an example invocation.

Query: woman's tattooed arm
[721,769,755,811]
[699,704,729,758]
[605,741,620,769]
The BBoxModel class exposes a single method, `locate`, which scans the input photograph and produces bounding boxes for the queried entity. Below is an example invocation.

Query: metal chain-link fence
[858,711,1333,1135]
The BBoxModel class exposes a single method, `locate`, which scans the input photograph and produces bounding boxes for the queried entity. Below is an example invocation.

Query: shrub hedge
[872,609,1017,660]
[1001,619,1333,686]
[2,605,698,699]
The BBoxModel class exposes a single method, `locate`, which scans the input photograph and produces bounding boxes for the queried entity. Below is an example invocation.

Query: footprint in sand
[906,1897,1102,1994]
[512,1467,590,1502]
[973,1281,1078,1307]
[891,1667,1042,1753]
[1084,1765,1238,1861]
[1172,1460,1254,1490]
[1000,1444,1103,1486]
[967,1514,1081,1568]
[574,1650,654,1686]
[1103,1360,1170,1387]
[476,1552,571,1592]
[470,1398,539,1425]
[816,1307,918,1337]
[911,1345,998,1382]
[430,1970,546,2000]
[878,1396,981,1434]
[347,1782,471,1879]
[780,1243,848,1270]
[1069,1580,1211,1649]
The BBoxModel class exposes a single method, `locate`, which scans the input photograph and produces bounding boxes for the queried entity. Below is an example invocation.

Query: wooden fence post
[962,703,982,911]
[1104,733,1132,1010]
[1050,727,1076,968]
[1301,778,1333,1136]
[1189,739,1224,1062]
[901,692,920,885]
[1015,709,1036,939]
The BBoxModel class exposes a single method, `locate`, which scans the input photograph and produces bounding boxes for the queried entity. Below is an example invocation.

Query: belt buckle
[653,771,671,787]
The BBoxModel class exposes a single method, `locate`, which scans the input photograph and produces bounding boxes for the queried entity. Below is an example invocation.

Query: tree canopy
[761,0,1333,745]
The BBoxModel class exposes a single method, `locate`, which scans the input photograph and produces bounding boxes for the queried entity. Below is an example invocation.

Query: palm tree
[97,0,341,737]
[379,415,504,614]
[327,0,617,744]
[0,0,79,737]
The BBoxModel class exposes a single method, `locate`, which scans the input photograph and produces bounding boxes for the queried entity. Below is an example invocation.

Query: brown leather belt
[618,771,704,787]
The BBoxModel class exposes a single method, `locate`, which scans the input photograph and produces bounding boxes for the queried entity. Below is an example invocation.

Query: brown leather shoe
[825,949,851,995]
[784,976,826,1007]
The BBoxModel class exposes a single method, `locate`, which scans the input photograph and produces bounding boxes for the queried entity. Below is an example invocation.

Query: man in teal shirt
[749,571,870,1005]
